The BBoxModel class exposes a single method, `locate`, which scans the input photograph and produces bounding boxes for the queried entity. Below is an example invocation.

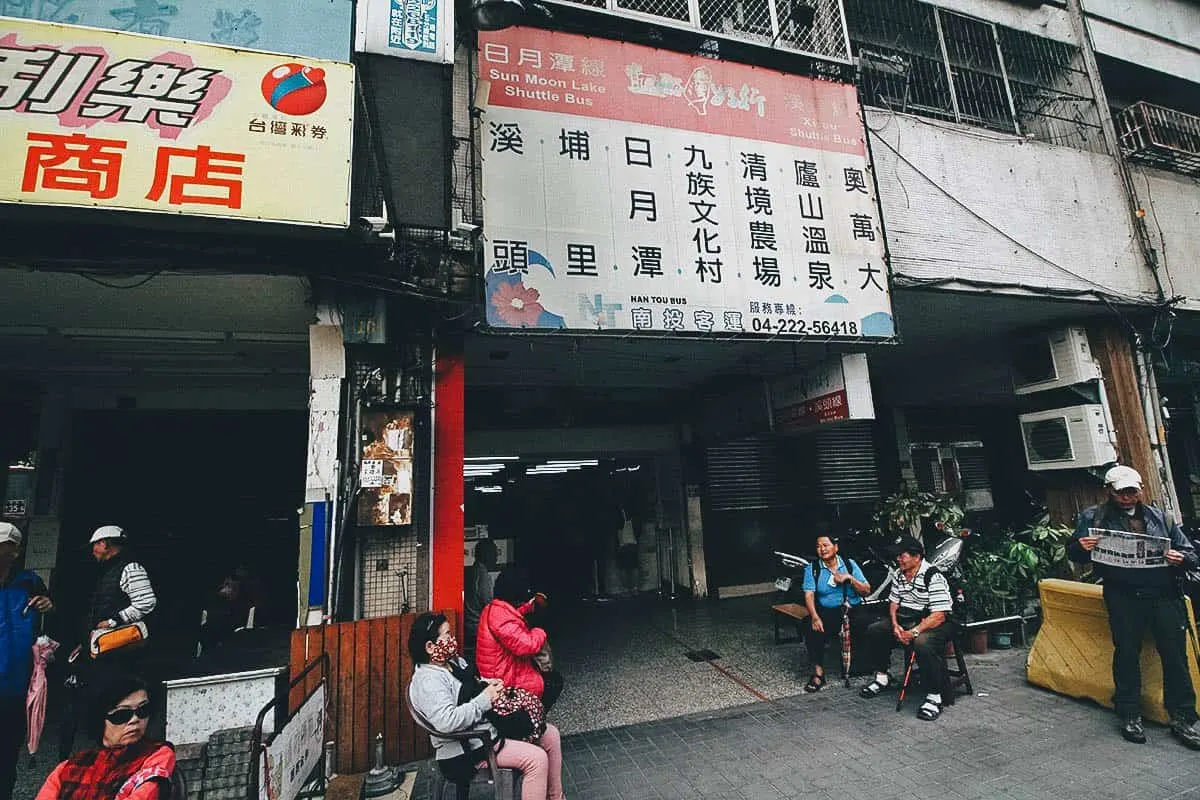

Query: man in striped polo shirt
[858,536,956,721]
[59,525,159,758]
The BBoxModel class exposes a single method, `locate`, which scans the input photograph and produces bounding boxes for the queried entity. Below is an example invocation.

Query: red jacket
[475,599,547,697]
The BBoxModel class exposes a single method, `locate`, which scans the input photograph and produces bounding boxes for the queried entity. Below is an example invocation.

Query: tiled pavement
[411,596,1200,799]
[19,595,1200,799]
[550,645,1200,800]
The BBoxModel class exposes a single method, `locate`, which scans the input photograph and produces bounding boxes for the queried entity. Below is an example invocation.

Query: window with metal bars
[544,0,850,62]
[846,0,1105,153]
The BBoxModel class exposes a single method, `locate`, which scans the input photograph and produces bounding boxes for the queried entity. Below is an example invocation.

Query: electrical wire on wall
[863,118,1163,307]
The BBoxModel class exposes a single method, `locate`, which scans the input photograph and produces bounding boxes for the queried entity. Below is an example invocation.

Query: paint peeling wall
[866,108,1161,303]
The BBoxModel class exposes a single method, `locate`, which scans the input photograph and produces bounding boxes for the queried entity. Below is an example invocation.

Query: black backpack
[921,566,968,624]
[811,558,859,594]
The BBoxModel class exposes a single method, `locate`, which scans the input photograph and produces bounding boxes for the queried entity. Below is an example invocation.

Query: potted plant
[872,486,966,543]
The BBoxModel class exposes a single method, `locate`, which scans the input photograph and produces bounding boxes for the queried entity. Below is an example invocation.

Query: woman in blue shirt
[801,534,870,692]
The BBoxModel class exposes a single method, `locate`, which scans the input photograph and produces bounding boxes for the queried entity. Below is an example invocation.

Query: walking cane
[896,647,917,712]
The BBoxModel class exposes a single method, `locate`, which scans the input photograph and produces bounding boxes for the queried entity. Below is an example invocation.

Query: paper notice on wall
[1089,527,1170,569]
[25,516,60,571]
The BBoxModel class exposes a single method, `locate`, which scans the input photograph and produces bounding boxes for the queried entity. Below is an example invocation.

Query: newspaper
[1089,527,1170,569]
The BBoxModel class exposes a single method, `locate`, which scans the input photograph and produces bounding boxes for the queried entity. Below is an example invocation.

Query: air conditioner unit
[1019,404,1116,471]
[1012,326,1100,395]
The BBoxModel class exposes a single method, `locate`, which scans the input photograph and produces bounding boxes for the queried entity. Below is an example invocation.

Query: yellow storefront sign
[0,18,354,227]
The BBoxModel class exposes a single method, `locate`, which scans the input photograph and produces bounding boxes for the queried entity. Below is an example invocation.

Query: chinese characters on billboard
[0,18,354,226]
[478,28,894,339]
[770,353,875,433]
[357,411,415,527]
[354,0,454,64]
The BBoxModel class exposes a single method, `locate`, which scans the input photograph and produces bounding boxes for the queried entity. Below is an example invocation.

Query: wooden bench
[326,774,366,800]
[771,603,810,644]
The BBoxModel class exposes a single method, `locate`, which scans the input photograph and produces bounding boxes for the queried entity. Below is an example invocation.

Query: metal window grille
[347,345,435,619]
[360,529,429,618]
[846,0,1105,153]
[1117,101,1200,177]
[545,0,851,62]
[453,47,481,227]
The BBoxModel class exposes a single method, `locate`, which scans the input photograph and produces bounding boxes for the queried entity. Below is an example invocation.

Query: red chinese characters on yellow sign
[21,131,245,209]
[22,132,126,199]
[147,145,244,208]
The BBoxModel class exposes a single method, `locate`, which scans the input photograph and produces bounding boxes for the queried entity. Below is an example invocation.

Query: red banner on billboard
[775,388,850,428]
[478,27,865,155]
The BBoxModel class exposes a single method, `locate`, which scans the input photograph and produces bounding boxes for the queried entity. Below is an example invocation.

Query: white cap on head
[0,522,21,546]
[1104,465,1143,491]
[89,525,126,544]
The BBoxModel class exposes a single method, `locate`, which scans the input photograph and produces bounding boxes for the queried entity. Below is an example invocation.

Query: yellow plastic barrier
[1027,578,1200,723]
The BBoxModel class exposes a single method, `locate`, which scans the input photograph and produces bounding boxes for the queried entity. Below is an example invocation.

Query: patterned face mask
[429,635,459,663]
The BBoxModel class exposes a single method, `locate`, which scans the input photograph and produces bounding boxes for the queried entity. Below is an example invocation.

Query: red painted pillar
[431,340,465,623]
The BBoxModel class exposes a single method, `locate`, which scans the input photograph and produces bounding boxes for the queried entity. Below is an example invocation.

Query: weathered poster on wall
[477,27,893,339]
[1089,527,1170,569]
[357,410,415,526]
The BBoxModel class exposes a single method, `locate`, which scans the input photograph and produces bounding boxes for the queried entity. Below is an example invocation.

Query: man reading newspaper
[1070,465,1200,749]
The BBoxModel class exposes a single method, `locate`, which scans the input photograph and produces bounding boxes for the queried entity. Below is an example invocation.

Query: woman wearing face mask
[36,675,175,800]
[408,612,565,800]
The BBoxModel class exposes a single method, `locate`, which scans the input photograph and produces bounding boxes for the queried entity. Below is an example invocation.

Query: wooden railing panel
[288,611,451,772]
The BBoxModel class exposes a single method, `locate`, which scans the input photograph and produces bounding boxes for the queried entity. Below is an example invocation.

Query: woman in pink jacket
[475,567,547,698]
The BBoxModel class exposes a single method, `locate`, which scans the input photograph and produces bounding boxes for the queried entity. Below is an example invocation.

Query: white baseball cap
[0,522,21,546]
[89,525,126,544]
[1105,465,1143,491]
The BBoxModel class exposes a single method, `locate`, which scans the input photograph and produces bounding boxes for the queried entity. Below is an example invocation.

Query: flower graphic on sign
[491,281,545,327]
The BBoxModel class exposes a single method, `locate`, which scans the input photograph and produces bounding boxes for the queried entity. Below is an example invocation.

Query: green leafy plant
[959,515,1074,621]
[962,551,1020,620]
[872,485,966,541]
[1016,515,1074,581]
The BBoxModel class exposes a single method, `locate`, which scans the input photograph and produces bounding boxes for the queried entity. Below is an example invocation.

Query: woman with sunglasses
[36,675,174,800]
[409,612,565,800]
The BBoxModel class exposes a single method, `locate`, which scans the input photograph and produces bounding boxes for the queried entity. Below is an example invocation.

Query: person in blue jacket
[0,521,53,800]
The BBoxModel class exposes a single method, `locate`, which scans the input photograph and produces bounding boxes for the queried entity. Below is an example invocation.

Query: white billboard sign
[260,683,325,800]
[354,0,455,64]
[771,353,875,432]
[478,28,894,339]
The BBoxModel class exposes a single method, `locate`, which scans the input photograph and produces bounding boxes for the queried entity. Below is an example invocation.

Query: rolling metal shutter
[814,421,880,502]
[705,436,788,511]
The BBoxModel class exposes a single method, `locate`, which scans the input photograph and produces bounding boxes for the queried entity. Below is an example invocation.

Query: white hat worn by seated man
[1105,465,1143,491]
[0,521,22,546]
[89,525,126,544]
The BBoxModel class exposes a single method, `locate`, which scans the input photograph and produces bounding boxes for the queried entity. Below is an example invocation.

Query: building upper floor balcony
[1117,101,1200,177]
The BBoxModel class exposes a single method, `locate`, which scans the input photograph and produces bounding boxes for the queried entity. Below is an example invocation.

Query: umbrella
[895,647,917,713]
[26,635,59,755]
[840,584,852,688]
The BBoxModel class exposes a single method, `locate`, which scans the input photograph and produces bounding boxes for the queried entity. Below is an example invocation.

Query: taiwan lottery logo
[261,63,328,116]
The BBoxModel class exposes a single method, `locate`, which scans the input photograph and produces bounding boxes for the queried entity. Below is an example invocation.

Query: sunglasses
[105,703,151,725]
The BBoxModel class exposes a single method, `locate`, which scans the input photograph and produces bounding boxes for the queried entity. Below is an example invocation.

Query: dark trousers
[1103,584,1197,722]
[0,695,25,800]
[861,614,955,696]
[803,605,867,673]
